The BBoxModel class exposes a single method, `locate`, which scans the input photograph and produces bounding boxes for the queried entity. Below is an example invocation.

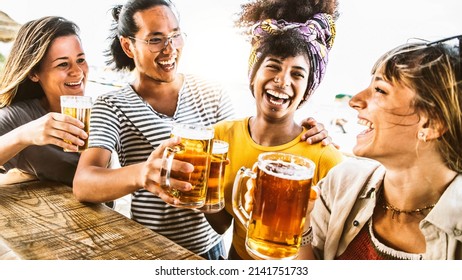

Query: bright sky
[2,0,462,151]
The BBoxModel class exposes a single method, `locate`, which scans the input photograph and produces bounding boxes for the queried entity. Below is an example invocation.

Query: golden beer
[161,124,214,208]
[232,152,315,260]
[60,95,92,152]
[199,140,228,213]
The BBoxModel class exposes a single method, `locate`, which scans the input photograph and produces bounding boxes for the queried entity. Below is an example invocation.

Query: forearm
[297,245,317,259]
[73,163,142,203]
[0,126,30,166]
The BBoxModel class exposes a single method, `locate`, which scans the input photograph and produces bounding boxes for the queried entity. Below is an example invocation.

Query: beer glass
[60,95,92,152]
[232,152,315,260]
[198,140,229,213]
[160,123,214,208]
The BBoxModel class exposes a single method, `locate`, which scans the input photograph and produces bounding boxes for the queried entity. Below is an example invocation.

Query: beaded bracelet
[301,226,313,246]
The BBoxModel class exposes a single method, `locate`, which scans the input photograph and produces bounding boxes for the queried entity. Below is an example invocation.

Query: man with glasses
[128,31,186,53]
[73,0,330,260]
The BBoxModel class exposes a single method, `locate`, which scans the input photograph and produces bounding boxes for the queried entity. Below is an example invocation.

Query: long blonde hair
[0,16,80,108]
[373,37,462,172]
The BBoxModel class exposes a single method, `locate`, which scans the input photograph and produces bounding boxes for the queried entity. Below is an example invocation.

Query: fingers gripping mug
[232,152,315,260]
[160,123,214,208]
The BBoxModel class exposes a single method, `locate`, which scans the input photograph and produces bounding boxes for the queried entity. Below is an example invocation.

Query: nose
[349,88,368,110]
[69,62,84,77]
[164,37,174,48]
[161,38,176,54]
[274,72,290,88]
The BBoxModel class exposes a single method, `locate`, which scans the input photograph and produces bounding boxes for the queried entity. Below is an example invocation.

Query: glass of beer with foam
[232,152,315,260]
[60,95,92,152]
[198,140,229,213]
[160,123,214,208]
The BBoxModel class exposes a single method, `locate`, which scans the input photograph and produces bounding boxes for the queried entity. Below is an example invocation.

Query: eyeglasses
[129,32,186,53]
[426,35,461,80]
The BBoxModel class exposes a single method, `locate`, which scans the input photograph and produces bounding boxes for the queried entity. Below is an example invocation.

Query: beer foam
[172,124,214,140]
[212,140,229,154]
[60,96,92,109]
[258,160,313,180]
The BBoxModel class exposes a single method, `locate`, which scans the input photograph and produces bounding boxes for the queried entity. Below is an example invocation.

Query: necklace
[379,190,436,219]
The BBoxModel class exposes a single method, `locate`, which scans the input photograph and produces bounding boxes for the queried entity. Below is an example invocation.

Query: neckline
[368,219,423,260]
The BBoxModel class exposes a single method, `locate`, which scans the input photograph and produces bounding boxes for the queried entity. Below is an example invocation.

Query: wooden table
[0,180,203,260]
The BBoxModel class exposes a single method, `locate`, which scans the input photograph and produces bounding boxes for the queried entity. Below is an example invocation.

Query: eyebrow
[374,76,384,82]
[52,53,85,63]
[148,27,180,36]
[266,57,308,73]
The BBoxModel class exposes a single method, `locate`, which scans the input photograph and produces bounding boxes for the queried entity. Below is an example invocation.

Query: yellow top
[214,117,344,259]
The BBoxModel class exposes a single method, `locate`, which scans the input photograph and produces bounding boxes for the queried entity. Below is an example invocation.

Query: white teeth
[158,58,176,65]
[269,99,283,105]
[65,81,81,86]
[266,89,289,100]
[357,119,374,129]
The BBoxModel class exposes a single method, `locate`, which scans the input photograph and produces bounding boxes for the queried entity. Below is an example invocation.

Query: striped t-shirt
[88,74,235,255]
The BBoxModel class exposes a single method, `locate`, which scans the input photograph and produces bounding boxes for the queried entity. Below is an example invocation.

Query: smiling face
[349,72,426,161]
[31,35,88,111]
[252,55,309,121]
[126,5,182,84]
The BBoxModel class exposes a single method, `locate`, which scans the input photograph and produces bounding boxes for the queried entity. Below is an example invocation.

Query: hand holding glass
[160,124,214,208]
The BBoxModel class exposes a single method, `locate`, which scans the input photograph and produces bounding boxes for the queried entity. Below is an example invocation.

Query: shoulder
[93,85,141,111]
[95,85,134,102]
[428,174,462,234]
[183,74,226,94]
[316,157,384,209]
[0,99,44,124]
[328,157,382,179]
[214,118,246,135]
[316,143,344,162]
[0,99,42,114]
[318,157,383,191]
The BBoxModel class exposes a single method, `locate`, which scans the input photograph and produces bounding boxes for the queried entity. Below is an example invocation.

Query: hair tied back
[112,5,123,21]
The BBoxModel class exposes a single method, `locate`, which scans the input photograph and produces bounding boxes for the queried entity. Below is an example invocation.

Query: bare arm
[0,112,87,166]
[73,137,194,204]
[296,185,320,260]
[297,244,317,259]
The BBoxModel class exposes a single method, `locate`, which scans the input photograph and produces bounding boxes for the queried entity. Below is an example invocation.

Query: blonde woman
[302,35,462,259]
[0,16,89,186]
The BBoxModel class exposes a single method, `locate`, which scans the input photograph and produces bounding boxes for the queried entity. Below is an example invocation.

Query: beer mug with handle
[160,123,214,209]
[232,152,315,260]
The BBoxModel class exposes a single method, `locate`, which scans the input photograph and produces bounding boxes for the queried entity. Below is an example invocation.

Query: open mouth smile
[64,79,84,87]
[357,118,375,135]
[265,89,291,106]
[158,57,176,71]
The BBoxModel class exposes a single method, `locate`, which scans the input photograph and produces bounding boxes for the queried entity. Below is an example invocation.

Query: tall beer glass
[160,123,214,208]
[198,140,229,213]
[60,95,92,152]
[232,152,315,260]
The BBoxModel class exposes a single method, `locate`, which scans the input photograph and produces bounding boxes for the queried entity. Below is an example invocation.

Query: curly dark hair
[235,0,339,29]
